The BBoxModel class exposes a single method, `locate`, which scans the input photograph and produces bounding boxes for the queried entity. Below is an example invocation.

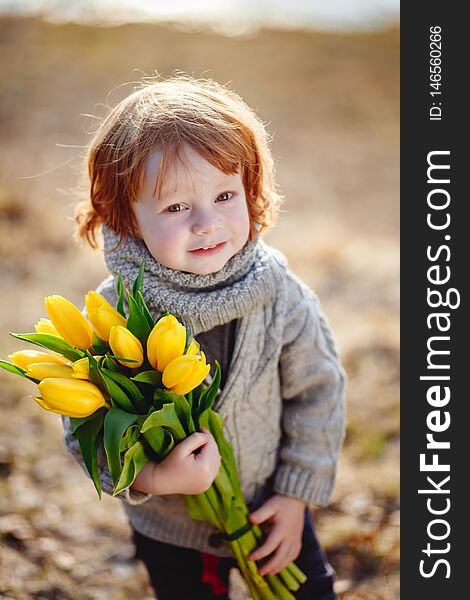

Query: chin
[190,259,228,275]
[194,265,225,275]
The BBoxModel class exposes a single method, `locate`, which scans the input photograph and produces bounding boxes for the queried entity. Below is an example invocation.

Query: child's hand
[248,494,306,576]
[132,428,221,496]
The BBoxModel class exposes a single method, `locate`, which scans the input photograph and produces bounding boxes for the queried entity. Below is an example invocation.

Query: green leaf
[153,387,166,410]
[104,408,140,485]
[141,403,186,442]
[184,495,209,522]
[136,290,156,330]
[132,259,145,298]
[69,409,106,435]
[85,351,109,397]
[126,291,152,346]
[120,424,141,453]
[131,370,162,386]
[91,333,109,355]
[0,360,27,377]
[142,426,174,458]
[72,410,106,498]
[8,332,84,362]
[191,383,203,403]
[106,355,141,364]
[116,272,126,318]
[102,356,119,371]
[100,371,135,412]
[113,440,150,496]
[154,389,195,435]
[195,361,221,417]
[205,409,243,500]
[101,368,148,413]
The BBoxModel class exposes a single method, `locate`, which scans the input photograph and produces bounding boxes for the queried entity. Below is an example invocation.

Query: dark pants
[132,511,337,599]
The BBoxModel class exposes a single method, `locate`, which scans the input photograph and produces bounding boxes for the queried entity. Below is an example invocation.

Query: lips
[198,244,218,250]
[189,241,227,256]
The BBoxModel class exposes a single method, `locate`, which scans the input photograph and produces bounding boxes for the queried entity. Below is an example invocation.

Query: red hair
[75,74,283,249]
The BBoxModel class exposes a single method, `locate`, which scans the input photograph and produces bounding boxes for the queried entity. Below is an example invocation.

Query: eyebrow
[155,173,238,201]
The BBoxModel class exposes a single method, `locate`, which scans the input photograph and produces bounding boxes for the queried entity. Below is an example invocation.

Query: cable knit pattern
[102,226,287,335]
[62,227,346,557]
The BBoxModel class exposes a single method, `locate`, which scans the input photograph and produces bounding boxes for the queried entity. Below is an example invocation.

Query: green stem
[190,410,307,598]
[278,567,301,592]
[284,561,308,586]
[266,575,297,600]
[202,483,278,599]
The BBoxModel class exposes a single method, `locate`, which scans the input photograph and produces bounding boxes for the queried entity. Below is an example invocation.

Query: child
[63,75,346,599]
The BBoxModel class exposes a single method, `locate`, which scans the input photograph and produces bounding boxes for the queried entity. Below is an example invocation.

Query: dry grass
[0,17,399,599]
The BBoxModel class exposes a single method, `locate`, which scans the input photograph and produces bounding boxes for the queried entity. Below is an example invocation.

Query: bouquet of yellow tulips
[0,262,306,599]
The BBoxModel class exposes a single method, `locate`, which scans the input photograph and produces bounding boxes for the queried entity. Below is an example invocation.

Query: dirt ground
[0,17,399,599]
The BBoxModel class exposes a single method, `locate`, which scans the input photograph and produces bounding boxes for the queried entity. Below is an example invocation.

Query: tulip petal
[8,349,71,369]
[35,318,61,337]
[109,326,143,368]
[186,339,200,356]
[162,355,197,390]
[25,362,75,381]
[147,315,186,372]
[44,295,93,349]
[32,395,52,412]
[162,353,211,396]
[87,297,126,343]
[38,377,107,418]
[72,357,90,380]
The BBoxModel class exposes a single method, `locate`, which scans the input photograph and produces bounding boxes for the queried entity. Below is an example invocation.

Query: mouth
[189,241,227,256]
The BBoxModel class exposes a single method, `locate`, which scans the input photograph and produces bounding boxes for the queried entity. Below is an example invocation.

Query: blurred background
[0,1,399,598]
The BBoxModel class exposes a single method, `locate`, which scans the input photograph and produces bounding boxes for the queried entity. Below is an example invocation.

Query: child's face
[133,144,251,275]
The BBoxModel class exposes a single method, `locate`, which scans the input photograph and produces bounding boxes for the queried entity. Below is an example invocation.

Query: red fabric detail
[200,551,228,596]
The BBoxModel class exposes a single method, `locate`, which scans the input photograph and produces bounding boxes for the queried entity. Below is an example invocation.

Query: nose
[191,208,222,237]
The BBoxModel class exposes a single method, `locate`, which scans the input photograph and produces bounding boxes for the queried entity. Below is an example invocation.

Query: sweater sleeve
[61,275,151,506]
[274,276,347,507]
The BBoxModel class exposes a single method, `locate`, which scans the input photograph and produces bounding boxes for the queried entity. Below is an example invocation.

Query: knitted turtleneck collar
[102,226,288,335]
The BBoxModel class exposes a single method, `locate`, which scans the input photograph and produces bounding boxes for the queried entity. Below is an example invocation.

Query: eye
[166,203,186,213]
[216,192,233,202]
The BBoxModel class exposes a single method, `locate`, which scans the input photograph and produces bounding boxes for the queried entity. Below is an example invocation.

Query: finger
[177,432,209,456]
[249,499,277,525]
[249,527,283,561]
[193,430,217,454]
[259,541,291,576]
[196,431,218,460]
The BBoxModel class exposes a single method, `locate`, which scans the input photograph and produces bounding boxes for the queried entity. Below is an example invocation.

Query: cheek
[146,220,190,263]
[234,201,251,240]
[147,227,173,257]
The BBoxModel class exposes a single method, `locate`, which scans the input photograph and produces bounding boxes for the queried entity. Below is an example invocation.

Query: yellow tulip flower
[35,318,61,337]
[25,362,75,381]
[85,291,109,313]
[87,306,127,342]
[8,349,71,369]
[35,377,109,418]
[147,315,186,372]
[109,326,144,368]
[186,339,200,356]
[72,357,90,380]
[44,295,93,349]
[162,352,211,395]
[85,292,126,342]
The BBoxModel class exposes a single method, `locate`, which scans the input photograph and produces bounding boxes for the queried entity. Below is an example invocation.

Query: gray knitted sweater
[62,228,346,556]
